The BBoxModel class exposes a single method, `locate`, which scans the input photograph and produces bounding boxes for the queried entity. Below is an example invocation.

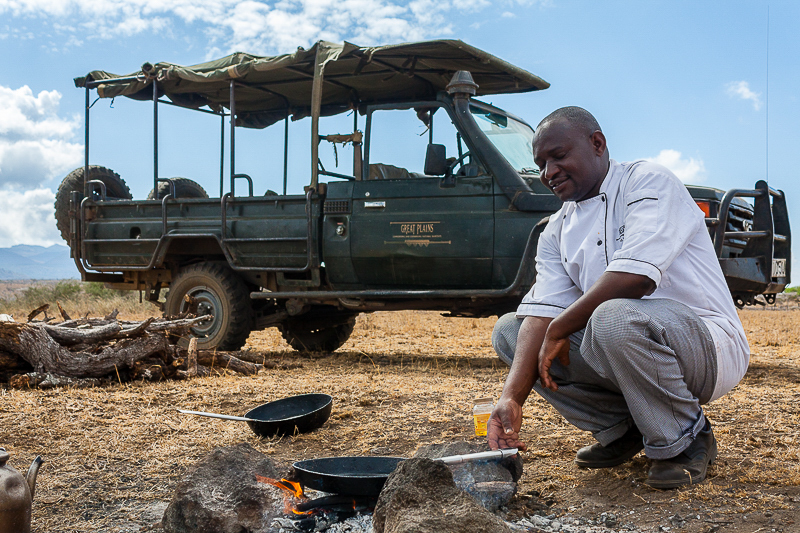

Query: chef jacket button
[601,196,605,202]
[597,240,602,246]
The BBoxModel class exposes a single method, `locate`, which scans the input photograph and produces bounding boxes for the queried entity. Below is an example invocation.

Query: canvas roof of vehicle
[74,40,549,129]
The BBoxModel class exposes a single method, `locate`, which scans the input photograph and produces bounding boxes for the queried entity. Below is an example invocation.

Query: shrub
[0,280,153,320]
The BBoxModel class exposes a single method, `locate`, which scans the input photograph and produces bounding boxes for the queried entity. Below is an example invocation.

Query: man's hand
[538,332,570,391]
[487,397,527,451]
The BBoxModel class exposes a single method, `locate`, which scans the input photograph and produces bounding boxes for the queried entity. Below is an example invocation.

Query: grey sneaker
[646,418,717,489]
[575,425,644,468]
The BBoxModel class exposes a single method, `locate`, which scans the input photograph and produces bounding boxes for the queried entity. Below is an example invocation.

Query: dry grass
[1,308,799,532]
[0,280,154,320]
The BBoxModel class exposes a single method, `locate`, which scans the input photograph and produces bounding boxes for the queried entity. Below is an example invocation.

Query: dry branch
[146,316,211,332]
[186,338,198,377]
[43,322,122,346]
[197,351,261,375]
[27,304,49,322]
[117,318,155,339]
[57,301,71,321]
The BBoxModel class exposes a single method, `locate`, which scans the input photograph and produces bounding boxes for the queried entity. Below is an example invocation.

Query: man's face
[532,118,608,202]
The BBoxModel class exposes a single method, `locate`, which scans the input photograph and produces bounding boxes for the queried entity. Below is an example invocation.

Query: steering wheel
[446,151,472,176]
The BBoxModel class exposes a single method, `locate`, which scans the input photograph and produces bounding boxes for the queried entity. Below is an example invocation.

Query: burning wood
[256,476,311,515]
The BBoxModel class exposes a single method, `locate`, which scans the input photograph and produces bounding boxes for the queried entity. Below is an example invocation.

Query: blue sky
[0,0,797,269]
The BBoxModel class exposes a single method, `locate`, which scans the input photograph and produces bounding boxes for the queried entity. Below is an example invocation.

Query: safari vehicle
[59,40,791,352]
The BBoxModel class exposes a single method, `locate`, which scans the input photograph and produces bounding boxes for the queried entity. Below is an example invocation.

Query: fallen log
[0,321,171,378]
[0,314,254,382]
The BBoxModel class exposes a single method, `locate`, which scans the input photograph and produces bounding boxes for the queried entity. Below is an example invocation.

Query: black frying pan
[292,449,518,497]
[292,456,405,496]
[179,393,333,438]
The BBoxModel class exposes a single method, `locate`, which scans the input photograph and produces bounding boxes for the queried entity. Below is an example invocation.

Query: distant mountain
[0,244,80,280]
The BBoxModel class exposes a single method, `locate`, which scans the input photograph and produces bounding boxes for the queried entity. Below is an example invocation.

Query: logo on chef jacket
[616,225,625,244]
[387,221,451,247]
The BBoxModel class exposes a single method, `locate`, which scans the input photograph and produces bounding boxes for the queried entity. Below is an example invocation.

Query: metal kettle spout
[25,457,43,500]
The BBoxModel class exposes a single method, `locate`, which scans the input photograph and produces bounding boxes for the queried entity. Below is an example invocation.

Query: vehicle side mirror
[424,144,448,176]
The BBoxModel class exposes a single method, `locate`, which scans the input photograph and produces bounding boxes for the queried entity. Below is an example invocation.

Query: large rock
[162,443,289,533]
[413,441,521,511]
[373,458,513,533]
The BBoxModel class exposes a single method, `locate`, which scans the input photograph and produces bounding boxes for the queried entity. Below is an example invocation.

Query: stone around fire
[161,442,290,533]
[372,457,513,533]
[413,441,521,511]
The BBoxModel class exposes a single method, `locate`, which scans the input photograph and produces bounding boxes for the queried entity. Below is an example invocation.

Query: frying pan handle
[177,409,253,422]
[436,448,518,465]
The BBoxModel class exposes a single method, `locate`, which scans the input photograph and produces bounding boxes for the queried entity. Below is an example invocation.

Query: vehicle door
[348,104,494,289]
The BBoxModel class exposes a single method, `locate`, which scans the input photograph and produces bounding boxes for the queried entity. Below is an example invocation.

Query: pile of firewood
[0,304,273,389]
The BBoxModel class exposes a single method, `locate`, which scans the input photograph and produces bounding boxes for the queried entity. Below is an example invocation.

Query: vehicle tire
[164,262,254,351]
[54,165,132,243]
[147,177,209,200]
[279,315,356,353]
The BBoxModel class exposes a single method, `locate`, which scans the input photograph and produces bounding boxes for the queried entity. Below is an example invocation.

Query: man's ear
[590,130,607,156]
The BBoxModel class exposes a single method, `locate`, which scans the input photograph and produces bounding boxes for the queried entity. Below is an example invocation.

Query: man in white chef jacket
[487,106,749,489]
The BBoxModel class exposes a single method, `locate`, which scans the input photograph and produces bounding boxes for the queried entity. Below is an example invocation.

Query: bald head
[537,106,602,137]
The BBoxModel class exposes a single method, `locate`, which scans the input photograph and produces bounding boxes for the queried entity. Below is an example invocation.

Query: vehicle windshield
[470,105,537,174]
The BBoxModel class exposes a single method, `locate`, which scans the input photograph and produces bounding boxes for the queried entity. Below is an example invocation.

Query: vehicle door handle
[364,201,386,208]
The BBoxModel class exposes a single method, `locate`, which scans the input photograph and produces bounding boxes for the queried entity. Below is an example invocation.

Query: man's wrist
[498,390,526,406]
[546,315,572,341]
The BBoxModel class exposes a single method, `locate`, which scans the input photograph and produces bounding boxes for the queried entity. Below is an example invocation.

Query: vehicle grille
[723,202,754,252]
[324,200,351,214]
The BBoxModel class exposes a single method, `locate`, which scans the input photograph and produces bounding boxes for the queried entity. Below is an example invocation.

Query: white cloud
[0,0,544,55]
[645,149,707,184]
[726,80,762,111]
[0,187,61,247]
[0,85,83,188]
[501,11,516,18]
[0,0,454,53]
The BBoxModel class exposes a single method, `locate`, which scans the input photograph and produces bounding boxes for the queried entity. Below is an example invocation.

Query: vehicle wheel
[165,262,253,351]
[54,165,132,243]
[147,177,209,200]
[279,315,356,353]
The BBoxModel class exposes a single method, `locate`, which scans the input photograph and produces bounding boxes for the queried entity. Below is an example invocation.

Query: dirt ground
[1,308,799,532]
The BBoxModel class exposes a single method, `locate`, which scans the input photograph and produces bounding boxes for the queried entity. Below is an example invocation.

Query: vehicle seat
[368,163,412,180]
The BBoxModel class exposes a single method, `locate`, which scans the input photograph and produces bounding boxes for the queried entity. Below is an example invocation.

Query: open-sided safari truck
[62,40,791,351]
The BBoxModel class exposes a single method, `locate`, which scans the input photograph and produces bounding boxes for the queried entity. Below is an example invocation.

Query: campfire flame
[256,475,313,515]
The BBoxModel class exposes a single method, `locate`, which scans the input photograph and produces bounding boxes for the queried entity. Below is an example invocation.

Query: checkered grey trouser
[492,298,718,460]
